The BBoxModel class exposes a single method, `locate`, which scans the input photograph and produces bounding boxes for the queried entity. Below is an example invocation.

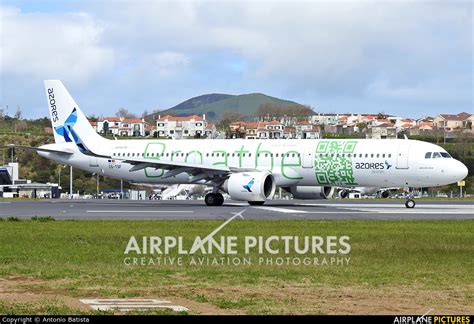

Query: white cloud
[0,0,471,117]
[0,6,114,83]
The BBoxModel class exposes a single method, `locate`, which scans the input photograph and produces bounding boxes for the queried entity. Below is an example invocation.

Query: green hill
[151,93,300,120]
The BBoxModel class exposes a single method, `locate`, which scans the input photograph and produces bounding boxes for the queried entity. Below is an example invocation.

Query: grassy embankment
[0,219,472,315]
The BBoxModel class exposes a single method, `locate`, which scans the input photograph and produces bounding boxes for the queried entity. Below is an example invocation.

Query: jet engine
[223,172,276,204]
[287,186,334,199]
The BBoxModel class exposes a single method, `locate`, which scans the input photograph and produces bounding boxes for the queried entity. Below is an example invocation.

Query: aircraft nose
[454,160,468,181]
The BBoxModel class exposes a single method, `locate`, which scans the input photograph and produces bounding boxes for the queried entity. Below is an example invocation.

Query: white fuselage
[38,138,467,189]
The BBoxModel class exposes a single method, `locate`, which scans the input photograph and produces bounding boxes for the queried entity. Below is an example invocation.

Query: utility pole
[120,179,123,199]
[69,165,73,199]
[58,165,66,189]
[443,122,446,145]
[96,173,100,198]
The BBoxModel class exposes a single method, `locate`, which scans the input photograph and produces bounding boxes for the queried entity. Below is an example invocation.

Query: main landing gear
[204,192,224,206]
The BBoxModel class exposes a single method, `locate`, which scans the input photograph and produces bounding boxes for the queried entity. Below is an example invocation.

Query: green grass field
[0,219,472,315]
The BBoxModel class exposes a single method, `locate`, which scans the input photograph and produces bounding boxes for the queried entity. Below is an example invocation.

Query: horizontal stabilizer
[6,144,74,155]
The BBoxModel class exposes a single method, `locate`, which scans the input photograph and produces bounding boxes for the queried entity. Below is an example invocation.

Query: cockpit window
[425,152,431,159]
[440,152,451,158]
[432,152,442,159]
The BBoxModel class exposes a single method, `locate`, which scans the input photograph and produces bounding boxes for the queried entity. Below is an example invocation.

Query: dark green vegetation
[150,93,299,119]
[0,220,472,314]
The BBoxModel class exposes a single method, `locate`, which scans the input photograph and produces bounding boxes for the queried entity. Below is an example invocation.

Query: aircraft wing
[68,128,258,183]
[116,156,259,182]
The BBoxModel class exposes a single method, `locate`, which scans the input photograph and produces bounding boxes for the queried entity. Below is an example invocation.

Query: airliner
[17,80,468,208]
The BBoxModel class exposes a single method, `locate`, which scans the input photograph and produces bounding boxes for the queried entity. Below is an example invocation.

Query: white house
[95,117,147,137]
[256,120,285,139]
[156,114,214,139]
[310,113,339,125]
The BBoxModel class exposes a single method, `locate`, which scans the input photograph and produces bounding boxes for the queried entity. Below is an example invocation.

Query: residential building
[310,113,339,125]
[256,120,285,139]
[408,122,434,136]
[156,114,214,139]
[366,123,397,139]
[95,117,147,137]
[229,120,286,139]
[295,121,321,139]
[433,112,472,132]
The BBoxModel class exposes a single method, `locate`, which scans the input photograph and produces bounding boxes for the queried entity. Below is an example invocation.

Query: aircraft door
[396,142,410,169]
[302,149,313,168]
[89,157,99,167]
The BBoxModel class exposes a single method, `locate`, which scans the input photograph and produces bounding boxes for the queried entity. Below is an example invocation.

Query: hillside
[149,93,300,120]
[170,93,234,111]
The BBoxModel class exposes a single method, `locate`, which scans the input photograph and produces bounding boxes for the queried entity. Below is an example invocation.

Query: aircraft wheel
[381,191,390,198]
[405,199,416,208]
[205,193,224,206]
[340,190,349,199]
[248,201,265,206]
[205,193,217,206]
[215,193,224,206]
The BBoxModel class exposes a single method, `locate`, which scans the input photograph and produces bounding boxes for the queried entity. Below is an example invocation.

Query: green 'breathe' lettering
[144,142,166,178]
[281,150,303,179]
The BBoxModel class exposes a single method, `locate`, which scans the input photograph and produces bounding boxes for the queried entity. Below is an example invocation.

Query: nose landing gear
[405,199,416,208]
[404,188,416,208]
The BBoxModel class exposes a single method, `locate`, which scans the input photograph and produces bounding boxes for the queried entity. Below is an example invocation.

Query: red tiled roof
[245,122,259,129]
[375,123,395,128]
[267,120,282,125]
[439,112,471,121]
[158,115,203,121]
[98,117,121,122]
[123,118,145,123]
[417,122,433,128]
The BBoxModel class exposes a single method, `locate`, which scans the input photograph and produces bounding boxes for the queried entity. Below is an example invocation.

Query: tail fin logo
[243,178,255,192]
[54,108,78,143]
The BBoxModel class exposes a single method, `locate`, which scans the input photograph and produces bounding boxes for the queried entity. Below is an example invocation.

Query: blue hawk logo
[54,108,77,143]
[385,160,392,169]
[243,178,255,192]
[54,108,88,154]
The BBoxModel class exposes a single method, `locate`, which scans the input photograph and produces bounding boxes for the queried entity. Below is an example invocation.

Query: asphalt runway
[0,199,473,220]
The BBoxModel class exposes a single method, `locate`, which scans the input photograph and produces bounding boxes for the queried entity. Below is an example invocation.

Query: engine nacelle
[287,186,334,199]
[223,172,276,202]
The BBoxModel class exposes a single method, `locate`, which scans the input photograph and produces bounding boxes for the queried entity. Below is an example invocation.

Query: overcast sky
[0,0,472,119]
